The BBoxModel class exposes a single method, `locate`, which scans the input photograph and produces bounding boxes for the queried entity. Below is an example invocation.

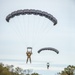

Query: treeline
[0,62,75,75]
[0,63,39,75]
[57,65,75,75]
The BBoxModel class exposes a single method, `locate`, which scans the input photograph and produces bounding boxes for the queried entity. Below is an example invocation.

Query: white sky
[0,0,75,75]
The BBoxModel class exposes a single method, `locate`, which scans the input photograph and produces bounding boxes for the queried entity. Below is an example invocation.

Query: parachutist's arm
[31,51,32,54]
[31,48,32,54]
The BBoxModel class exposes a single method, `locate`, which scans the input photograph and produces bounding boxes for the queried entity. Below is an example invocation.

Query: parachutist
[47,62,50,69]
[26,47,32,63]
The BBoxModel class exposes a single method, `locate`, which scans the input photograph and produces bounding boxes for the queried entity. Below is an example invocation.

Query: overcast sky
[0,0,75,75]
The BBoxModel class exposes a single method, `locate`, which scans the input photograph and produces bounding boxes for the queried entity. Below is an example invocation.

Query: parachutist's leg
[26,57,28,63]
[47,65,49,69]
[30,57,31,63]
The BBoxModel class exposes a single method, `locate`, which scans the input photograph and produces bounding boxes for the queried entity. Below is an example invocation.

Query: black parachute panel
[38,47,59,54]
[6,9,57,25]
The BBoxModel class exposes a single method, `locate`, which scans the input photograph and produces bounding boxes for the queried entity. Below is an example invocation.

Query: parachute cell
[6,9,57,25]
[38,47,59,54]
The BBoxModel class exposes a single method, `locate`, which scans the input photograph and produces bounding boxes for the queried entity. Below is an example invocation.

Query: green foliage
[58,65,75,75]
[31,73,39,75]
[0,63,11,75]
[0,62,39,75]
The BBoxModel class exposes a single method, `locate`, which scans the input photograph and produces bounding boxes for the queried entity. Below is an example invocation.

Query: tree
[15,67,23,75]
[58,65,75,75]
[0,63,4,74]
[31,73,39,75]
[0,63,40,75]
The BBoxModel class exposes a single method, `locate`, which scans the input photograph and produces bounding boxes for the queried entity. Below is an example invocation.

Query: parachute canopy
[27,47,32,49]
[6,9,57,25]
[38,47,59,54]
